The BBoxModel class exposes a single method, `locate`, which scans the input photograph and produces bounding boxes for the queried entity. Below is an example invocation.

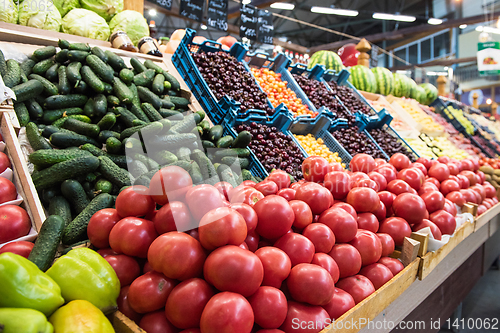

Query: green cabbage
[53,0,80,17]
[62,8,110,41]
[0,0,18,23]
[18,0,62,31]
[80,0,123,21]
[109,10,149,46]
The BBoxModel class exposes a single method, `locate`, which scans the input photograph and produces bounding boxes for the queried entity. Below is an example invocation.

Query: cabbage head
[62,8,110,41]
[109,10,149,46]
[18,0,62,31]
[0,0,18,23]
[80,0,123,21]
[53,0,80,17]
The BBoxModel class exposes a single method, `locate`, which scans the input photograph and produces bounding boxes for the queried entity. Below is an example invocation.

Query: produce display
[468,112,500,142]
[394,98,444,135]
[428,137,471,160]
[442,106,475,135]
[371,67,394,96]
[307,50,344,73]
[404,138,437,159]
[367,99,414,133]
[419,83,438,105]
[327,80,374,116]
[349,65,377,94]
[393,73,409,98]
[294,134,345,166]
[331,127,386,158]
[366,128,415,161]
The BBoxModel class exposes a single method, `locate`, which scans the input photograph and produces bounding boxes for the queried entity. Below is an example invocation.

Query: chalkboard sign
[257,9,274,44]
[207,0,228,31]
[239,3,257,40]
[180,0,205,22]
[153,0,172,11]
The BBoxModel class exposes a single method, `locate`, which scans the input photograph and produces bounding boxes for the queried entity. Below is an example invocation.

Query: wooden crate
[474,202,500,232]
[110,311,145,333]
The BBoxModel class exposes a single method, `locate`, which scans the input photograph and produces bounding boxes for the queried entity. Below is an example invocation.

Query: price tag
[257,9,274,44]
[207,0,227,31]
[154,0,172,11]
[239,3,257,41]
[180,0,205,22]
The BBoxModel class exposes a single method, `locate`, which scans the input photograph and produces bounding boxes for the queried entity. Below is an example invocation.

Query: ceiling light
[487,98,492,105]
[372,13,416,22]
[242,0,251,4]
[459,24,467,29]
[311,7,359,16]
[149,9,157,16]
[428,18,443,25]
[270,2,294,10]
[444,66,448,70]
[476,26,500,34]
[200,24,207,30]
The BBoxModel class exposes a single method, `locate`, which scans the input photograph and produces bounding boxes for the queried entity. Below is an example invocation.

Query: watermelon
[406,77,418,99]
[371,67,394,96]
[413,86,427,104]
[349,65,377,93]
[393,73,409,98]
[308,50,344,73]
[419,83,438,105]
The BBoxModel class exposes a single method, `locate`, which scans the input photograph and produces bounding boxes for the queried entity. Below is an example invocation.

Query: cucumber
[48,196,72,225]
[83,98,94,118]
[232,130,252,148]
[3,59,21,88]
[152,150,178,165]
[217,135,233,148]
[67,50,89,62]
[221,156,250,169]
[80,144,128,168]
[81,65,105,93]
[134,153,160,171]
[86,54,114,83]
[19,72,28,84]
[159,109,183,120]
[202,140,216,149]
[161,96,175,109]
[26,99,43,120]
[97,112,116,130]
[214,148,250,160]
[43,107,83,124]
[41,125,68,137]
[164,71,181,91]
[12,79,43,103]
[141,121,164,137]
[91,46,108,63]
[137,86,162,109]
[28,74,58,96]
[191,149,218,183]
[32,155,100,190]
[113,77,134,104]
[241,169,253,181]
[33,46,57,61]
[105,50,126,71]
[150,133,198,149]
[69,43,90,52]
[95,179,113,193]
[128,83,141,107]
[51,115,91,128]
[141,103,162,121]
[119,124,146,140]
[93,94,107,116]
[26,122,52,151]
[152,74,165,95]
[130,58,147,73]
[98,130,120,143]
[61,179,91,215]
[133,69,155,87]
[58,39,70,49]
[123,137,143,153]
[106,137,122,154]
[158,118,172,133]
[28,215,65,271]
[217,164,239,188]
[164,80,171,90]
[32,58,55,75]
[63,118,100,138]
[169,96,190,109]
[130,104,150,123]
[55,49,69,63]
[119,68,134,84]
[74,80,88,94]
[44,63,59,82]
[13,102,30,126]
[62,193,113,245]
[29,148,91,168]
[143,60,164,74]
[188,161,203,184]
[57,65,71,95]
[170,113,198,133]
[209,125,223,142]
[103,81,113,94]
[66,62,82,84]
[20,58,36,76]
[107,95,120,107]
[0,50,6,76]
[50,131,99,148]
[128,160,149,178]
[44,94,88,110]
[176,146,191,161]
[98,155,133,188]
[114,106,139,127]
[199,120,210,133]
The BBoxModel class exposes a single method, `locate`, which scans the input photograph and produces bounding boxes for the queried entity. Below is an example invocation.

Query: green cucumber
[97,112,116,130]
[176,146,191,161]
[91,46,108,62]
[94,94,107,116]
[164,80,171,90]
[61,179,91,215]
[33,46,57,61]
[130,58,147,73]
[12,79,43,103]
[58,39,70,49]
[68,43,90,52]
[86,54,114,83]
[66,62,82,84]
[130,104,150,123]
[199,120,210,133]
[98,155,133,188]
[202,140,216,149]
[0,50,7,76]
[137,86,162,109]
[232,130,252,148]
[164,71,180,91]
[44,94,88,110]
[55,49,69,63]
[20,58,35,76]
[29,148,91,168]
[67,50,89,62]
[128,160,149,178]
[26,99,43,120]
[170,113,198,133]
[83,98,94,118]
[26,122,52,151]
[105,50,126,71]
[48,196,72,226]
[51,114,90,128]
[119,68,134,84]
[42,107,82,124]
[161,96,175,109]
[191,149,218,184]
[3,59,21,88]
[57,65,71,95]
[150,133,198,149]
[98,130,120,143]
[81,65,105,93]
[209,125,223,142]
[217,164,238,188]
[32,58,55,75]
[188,161,203,184]
[107,95,120,107]
[95,179,113,193]
[152,150,178,165]
[73,80,88,94]
[119,124,146,140]
[63,118,100,138]
[141,103,162,121]
[214,148,250,160]
[28,74,58,96]
[169,96,190,109]
[152,74,165,95]
[143,60,164,74]
[106,137,122,154]
[128,83,141,107]
[159,109,183,120]
[13,102,30,126]
[114,106,139,127]
[28,215,65,271]
[113,77,134,104]
[221,156,250,169]
[50,130,99,148]
[217,135,233,148]
[133,69,155,87]
[134,153,160,171]
[44,63,59,82]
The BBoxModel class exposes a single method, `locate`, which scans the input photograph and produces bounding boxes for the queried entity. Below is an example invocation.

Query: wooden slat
[475,202,500,232]
[111,311,145,333]
[123,0,144,13]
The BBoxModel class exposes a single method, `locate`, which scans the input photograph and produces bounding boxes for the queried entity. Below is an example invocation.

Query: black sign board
[239,3,257,40]
[180,0,205,22]
[207,0,228,31]
[153,0,172,11]
[257,9,273,44]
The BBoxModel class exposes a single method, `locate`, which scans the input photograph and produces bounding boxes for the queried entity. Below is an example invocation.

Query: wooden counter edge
[475,202,500,232]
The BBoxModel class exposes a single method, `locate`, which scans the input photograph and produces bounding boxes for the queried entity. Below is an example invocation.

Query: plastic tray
[430,98,470,135]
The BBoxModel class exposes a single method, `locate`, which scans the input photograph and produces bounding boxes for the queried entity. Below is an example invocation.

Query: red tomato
[356,213,379,233]
[302,156,330,182]
[186,184,224,222]
[374,158,387,167]
[378,191,396,213]
[328,244,362,278]
[318,207,358,243]
[411,162,427,176]
[389,153,411,171]
[376,233,395,257]
[456,174,470,189]
[425,177,441,188]
[359,263,393,289]
[413,219,442,240]
[277,188,296,201]
[387,179,412,195]
[373,201,387,222]
[255,247,291,288]
[311,253,340,283]
[378,217,412,246]
[115,186,155,218]
[128,271,176,313]
[267,170,291,190]
[0,178,16,205]
[329,161,344,171]
[346,187,380,213]
[214,181,233,201]
[377,257,404,276]
[230,203,258,232]
[280,301,330,333]
[331,202,357,219]
[349,172,370,187]
[289,200,313,229]
[149,166,193,205]
[416,157,432,170]
[245,230,260,252]
[477,170,486,184]
[97,248,117,257]
[324,171,351,199]
[295,183,333,215]
[104,254,140,287]
[200,292,254,333]
[349,230,382,266]
[248,286,287,329]
[254,195,294,239]
[290,180,305,191]
[0,240,33,258]
[440,179,460,196]
[117,286,141,323]
[448,163,460,176]
[323,287,355,320]
[392,193,426,225]
[375,166,397,183]
[418,184,438,196]
[484,183,496,198]
[444,199,458,217]
[397,168,424,190]
[198,207,247,250]
[0,152,10,173]
[241,180,257,187]
[0,205,30,244]
[460,189,476,204]
[255,180,279,196]
[143,261,153,274]
[139,310,178,333]
[368,172,387,191]
[153,201,193,234]
[336,275,375,304]
[461,159,474,171]
[87,208,121,248]
[165,278,215,329]
[230,187,264,206]
[204,245,263,296]
[109,217,157,258]
[148,232,206,280]
[355,179,379,192]
[471,185,486,202]
[256,330,285,333]
[429,210,456,235]
[478,205,487,215]
[428,163,450,182]
[420,191,445,213]
[287,263,334,306]
[274,232,315,266]
[350,154,376,173]
[302,223,335,253]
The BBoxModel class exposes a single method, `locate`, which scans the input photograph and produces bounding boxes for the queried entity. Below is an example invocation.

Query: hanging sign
[257,9,274,44]
[240,3,257,40]
[207,0,228,31]
[153,0,172,11]
[180,0,205,22]
[477,42,500,76]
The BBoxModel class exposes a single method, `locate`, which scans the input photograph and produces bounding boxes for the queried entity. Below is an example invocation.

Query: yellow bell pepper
[49,300,115,333]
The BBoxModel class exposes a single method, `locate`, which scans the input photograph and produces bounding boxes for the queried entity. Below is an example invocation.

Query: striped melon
[393,73,409,98]
[308,50,344,73]
[406,77,418,99]
[371,67,394,95]
[420,83,438,105]
[413,86,427,104]
[349,65,377,93]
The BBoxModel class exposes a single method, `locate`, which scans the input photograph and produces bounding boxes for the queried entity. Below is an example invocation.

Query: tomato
[230,203,258,232]
[378,217,412,246]
[374,158,387,167]
[149,166,193,205]
[346,187,380,213]
[0,177,16,205]
[477,170,486,184]
[375,166,397,183]
[389,153,411,171]
[295,183,333,215]
[267,170,291,190]
[444,199,458,217]
[198,207,247,250]
[478,205,487,215]
[429,210,456,235]
[290,180,305,191]
[329,161,344,171]
[324,171,351,199]
[484,183,496,198]
[318,207,358,243]
[254,195,294,239]
[456,174,470,189]
[323,287,355,320]
[349,172,370,187]
[128,271,176,313]
[0,205,30,244]
[109,217,157,258]
[277,188,296,201]
[460,189,476,204]
[461,159,474,171]
[428,163,450,182]
[274,233,315,266]
[117,286,141,324]
[328,244,362,278]
[355,179,379,192]
[392,193,426,225]
[302,156,331,182]
[387,179,412,195]
[104,254,141,287]
[413,219,442,240]
[245,230,260,252]
[0,152,10,174]
[425,177,441,188]
[255,330,285,333]
[185,184,224,222]
[254,180,279,196]
[377,257,404,276]
[372,201,387,222]
[349,230,382,266]
[97,248,117,257]
[148,232,206,280]
[255,247,291,288]
[87,208,121,248]
[336,275,375,304]
[242,180,257,187]
[248,286,287,329]
[143,261,153,274]
[397,168,424,190]
[368,172,387,191]
[448,163,460,176]
[288,200,313,229]
[311,253,340,283]
[280,301,330,333]
[332,202,357,219]
[359,263,393,290]
[411,162,427,176]
[0,240,33,258]
[376,233,395,257]
[302,223,335,253]
[420,190,445,213]
[356,213,379,233]
[164,278,215,329]
[416,157,432,170]
[472,185,486,202]
[153,201,193,234]
[418,184,437,196]
[287,263,334,306]
[212,181,232,201]
[461,170,478,186]
[201,292,254,333]
[350,154,376,173]
[439,179,459,196]
[115,185,155,218]
[139,310,178,333]
[230,186,264,206]
[378,191,396,214]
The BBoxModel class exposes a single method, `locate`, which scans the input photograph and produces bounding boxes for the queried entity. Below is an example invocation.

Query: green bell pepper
[0,308,54,333]
[46,247,120,314]
[0,252,64,316]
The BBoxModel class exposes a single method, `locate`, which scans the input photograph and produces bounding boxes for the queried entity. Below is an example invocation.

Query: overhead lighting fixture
[242,0,251,4]
[487,98,492,105]
[200,24,207,30]
[311,7,359,16]
[476,25,500,34]
[459,24,467,29]
[270,2,295,10]
[372,12,416,22]
[148,9,157,16]
[427,18,443,25]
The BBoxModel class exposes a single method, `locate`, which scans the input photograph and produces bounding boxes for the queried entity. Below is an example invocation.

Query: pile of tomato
[80,150,495,333]
[479,157,500,169]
